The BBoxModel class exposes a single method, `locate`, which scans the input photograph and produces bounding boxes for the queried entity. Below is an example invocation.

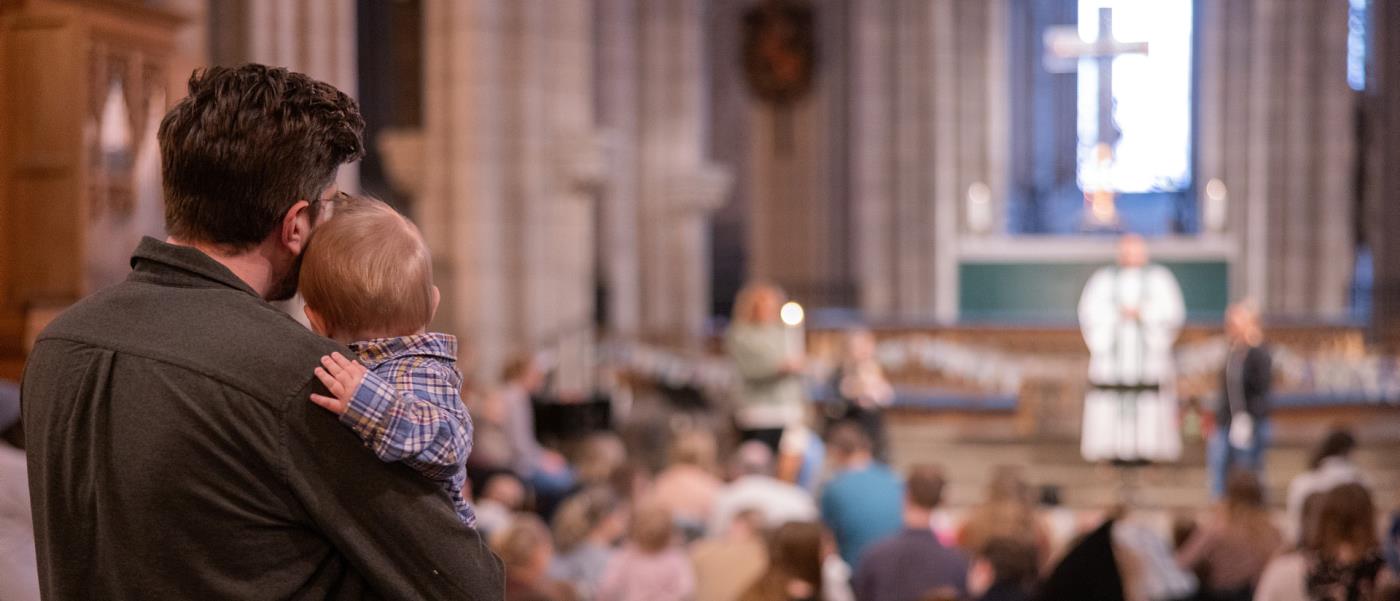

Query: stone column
[667,166,733,345]
[418,1,603,384]
[1370,0,1400,348]
[540,0,604,394]
[596,0,643,338]
[634,0,731,348]
[744,0,849,310]
[1199,0,1356,317]
[154,0,208,98]
[421,0,510,378]
[846,0,1005,322]
[851,0,895,317]
[242,0,359,191]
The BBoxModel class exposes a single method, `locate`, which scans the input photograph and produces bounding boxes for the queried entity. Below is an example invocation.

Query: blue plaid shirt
[345,333,475,526]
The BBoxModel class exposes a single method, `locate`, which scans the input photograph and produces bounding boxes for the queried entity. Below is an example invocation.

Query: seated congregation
[463,399,1400,601]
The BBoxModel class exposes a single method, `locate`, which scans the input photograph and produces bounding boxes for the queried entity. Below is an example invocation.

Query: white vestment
[1078,264,1185,462]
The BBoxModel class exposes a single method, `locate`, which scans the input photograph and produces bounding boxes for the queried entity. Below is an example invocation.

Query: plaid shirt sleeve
[340,361,472,482]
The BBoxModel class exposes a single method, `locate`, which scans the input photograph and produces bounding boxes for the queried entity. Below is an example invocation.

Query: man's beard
[266,251,303,301]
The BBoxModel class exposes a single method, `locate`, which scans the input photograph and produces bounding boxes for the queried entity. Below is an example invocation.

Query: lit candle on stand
[780,301,806,360]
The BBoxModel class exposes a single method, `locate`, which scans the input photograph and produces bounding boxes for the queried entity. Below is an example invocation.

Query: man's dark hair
[906,463,945,509]
[159,64,365,249]
[979,536,1039,588]
[1309,427,1357,470]
[826,420,872,457]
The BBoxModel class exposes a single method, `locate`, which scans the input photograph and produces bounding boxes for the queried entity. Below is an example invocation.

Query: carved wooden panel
[0,0,180,358]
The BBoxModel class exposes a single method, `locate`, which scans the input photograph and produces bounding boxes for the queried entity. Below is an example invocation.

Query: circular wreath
[741,1,818,107]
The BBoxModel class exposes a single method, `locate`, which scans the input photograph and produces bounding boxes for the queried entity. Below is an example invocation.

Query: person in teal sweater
[820,421,904,568]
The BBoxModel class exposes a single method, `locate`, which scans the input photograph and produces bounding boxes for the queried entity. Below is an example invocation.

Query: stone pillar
[744,0,850,311]
[596,0,643,338]
[1198,0,1356,317]
[538,0,604,394]
[665,166,732,346]
[846,0,1005,321]
[623,0,731,348]
[154,0,208,98]
[241,0,359,191]
[419,1,603,384]
[851,0,895,317]
[421,0,509,378]
[1370,0,1400,348]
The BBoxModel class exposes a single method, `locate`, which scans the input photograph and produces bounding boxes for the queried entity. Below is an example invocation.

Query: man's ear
[430,286,441,322]
[280,199,313,256]
[304,305,330,338]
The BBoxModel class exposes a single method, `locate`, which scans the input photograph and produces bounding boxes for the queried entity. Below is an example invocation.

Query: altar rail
[602,323,1398,440]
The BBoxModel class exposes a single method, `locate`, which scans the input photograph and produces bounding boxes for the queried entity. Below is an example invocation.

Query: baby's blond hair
[300,197,434,337]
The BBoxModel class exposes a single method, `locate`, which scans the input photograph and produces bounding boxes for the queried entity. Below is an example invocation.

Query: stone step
[882,429,1400,512]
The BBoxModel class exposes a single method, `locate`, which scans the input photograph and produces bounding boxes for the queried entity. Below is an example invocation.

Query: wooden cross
[1043,7,1149,227]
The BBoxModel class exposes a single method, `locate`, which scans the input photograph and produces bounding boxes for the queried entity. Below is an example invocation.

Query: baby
[299,196,475,526]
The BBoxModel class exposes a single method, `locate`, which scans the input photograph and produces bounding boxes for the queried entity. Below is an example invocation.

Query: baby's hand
[310,352,368,416]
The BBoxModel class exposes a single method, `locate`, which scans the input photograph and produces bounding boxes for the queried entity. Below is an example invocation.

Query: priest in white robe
[1078,235,1186,463]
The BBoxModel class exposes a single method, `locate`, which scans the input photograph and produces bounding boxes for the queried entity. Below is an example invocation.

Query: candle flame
[780,302,805,327]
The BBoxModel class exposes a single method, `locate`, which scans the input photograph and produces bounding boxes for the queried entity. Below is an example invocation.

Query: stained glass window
[1074,0,1193,196]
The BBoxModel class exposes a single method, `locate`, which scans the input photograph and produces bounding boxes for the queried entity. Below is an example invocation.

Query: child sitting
[596,503,695,601]
[299,196,475,526]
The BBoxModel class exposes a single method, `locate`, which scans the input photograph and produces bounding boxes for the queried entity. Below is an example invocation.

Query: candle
[780,301,806,359]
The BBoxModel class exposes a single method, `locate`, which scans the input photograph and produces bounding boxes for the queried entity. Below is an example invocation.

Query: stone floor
[885,413,1400,515]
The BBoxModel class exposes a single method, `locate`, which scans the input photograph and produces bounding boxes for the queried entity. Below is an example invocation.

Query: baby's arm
[312,353,472,481]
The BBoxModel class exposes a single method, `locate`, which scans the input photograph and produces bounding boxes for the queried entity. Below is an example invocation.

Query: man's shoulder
[38,279,341,404]
[867,462,902,483]
[870,531,962,565]
[934,541,971,566]
[833,465,899,492]
[854,532,906,568]
[823,472,862,503]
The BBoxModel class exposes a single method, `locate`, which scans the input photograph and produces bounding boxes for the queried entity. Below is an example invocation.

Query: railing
[600,325,1400,410]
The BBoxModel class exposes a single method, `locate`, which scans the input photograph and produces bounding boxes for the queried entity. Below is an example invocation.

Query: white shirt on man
[707,475,818,537]
[1283,456,1370,544]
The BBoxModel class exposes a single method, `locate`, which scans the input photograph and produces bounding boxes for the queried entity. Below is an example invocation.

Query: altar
[954,235,1233,323]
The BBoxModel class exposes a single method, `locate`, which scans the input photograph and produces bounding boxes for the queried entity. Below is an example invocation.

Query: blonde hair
[732,282,784,325]
[492,513,554,569]
[629,502,675,554]
[668,430,718,472]
[300,197,435,337]
[552,487,620,553]
[575,432,627,486]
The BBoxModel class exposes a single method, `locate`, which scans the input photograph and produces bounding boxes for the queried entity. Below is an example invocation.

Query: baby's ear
[304,305,330,337]
[430,286,441,321]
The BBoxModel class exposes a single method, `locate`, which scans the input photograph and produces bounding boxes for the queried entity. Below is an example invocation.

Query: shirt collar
[128,236,260,297]
[903,526,941,542]
[349,332,458,368]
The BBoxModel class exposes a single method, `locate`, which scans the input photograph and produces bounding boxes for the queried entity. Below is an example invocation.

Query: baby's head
[300,196,438,342]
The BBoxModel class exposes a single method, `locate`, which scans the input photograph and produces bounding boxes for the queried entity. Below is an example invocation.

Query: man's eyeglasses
[311,190,350,222]
[314,190,350,211]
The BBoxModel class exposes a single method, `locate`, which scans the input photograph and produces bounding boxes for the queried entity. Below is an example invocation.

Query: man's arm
[312,353,471,481]
[283,377,504,599]
[1247,346,1273,400]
